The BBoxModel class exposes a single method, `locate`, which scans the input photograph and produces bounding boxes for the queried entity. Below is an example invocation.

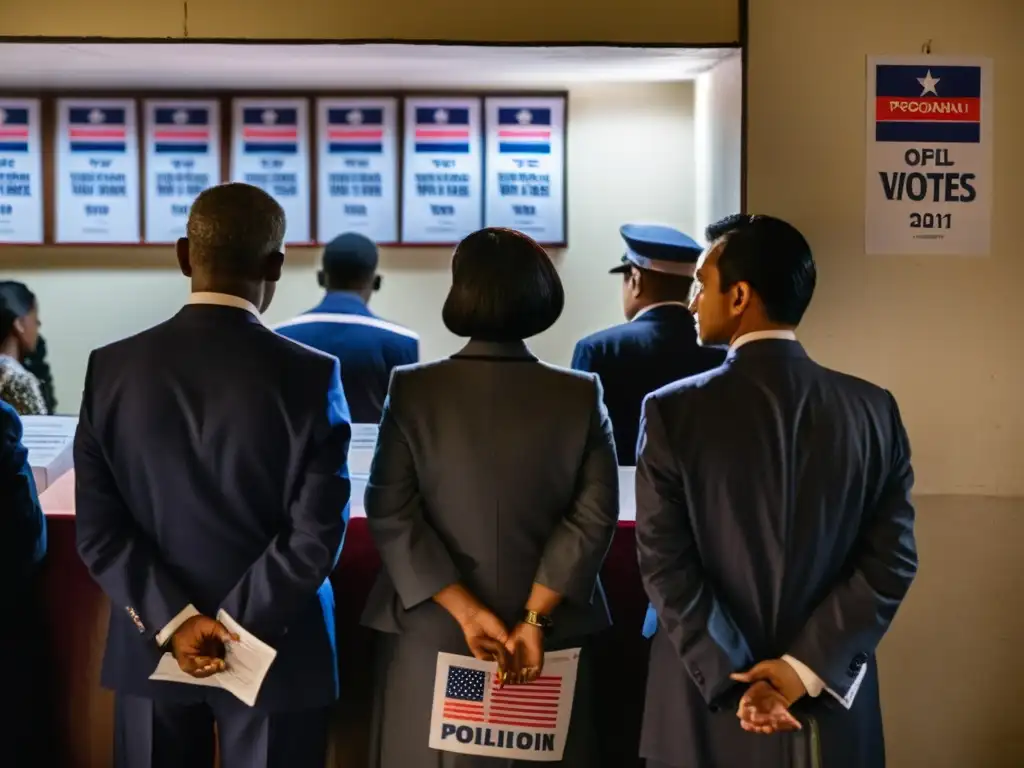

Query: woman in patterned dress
[0,281,48,415]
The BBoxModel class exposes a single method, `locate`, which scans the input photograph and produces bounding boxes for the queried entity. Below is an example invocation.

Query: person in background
[0,399,48,765]
[571,225,724,466]
[362,227,619,768]
[635,214,917,768]
[275,232,419,424]
[0,280,48,415]
[74,183,352,768]
[24,334,58,414]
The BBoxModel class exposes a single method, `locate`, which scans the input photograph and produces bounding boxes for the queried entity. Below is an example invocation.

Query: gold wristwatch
[523,610,553,631]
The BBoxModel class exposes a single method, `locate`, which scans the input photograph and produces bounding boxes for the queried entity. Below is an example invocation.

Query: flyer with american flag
[428,648,581,761]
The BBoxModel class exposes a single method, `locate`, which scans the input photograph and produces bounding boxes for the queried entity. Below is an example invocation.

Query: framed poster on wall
[230,98,311,244]
[483,95,566,245]
[143,99,221,243]
[55,98,140,244]
[864,56,993,255]
[401,96,483,244]
[0,99,44,244]
[316,97,399,244]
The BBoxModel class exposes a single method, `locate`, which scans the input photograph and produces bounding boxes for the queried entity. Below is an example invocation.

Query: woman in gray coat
[361,228,620,767]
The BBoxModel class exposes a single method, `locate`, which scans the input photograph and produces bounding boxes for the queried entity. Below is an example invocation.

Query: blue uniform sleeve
[219,358,352,640]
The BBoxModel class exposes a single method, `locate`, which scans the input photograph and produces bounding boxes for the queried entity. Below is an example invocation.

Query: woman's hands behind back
[458,605,510,670]
[504,622,545,684]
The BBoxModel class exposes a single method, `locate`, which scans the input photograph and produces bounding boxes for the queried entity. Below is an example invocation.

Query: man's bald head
[185,183,286,280]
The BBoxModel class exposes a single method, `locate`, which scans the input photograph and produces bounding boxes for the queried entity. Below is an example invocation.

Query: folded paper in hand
[428,648,581,762]
[149,610,277,708]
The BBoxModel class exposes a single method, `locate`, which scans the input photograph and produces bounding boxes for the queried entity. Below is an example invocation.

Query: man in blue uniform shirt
[276,233,419,424]
[571,224,726,466]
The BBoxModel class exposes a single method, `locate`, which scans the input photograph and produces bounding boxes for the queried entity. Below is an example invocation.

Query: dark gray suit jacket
[636,339,917,768]
[74,303,352,711]
[361,339,620,647]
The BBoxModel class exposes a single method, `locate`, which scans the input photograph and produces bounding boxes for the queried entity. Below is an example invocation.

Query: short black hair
[705,214,816,325]
[321,232,378,289]
[186,183,285,279]
[442,228,564,342]
[0,281,36,341]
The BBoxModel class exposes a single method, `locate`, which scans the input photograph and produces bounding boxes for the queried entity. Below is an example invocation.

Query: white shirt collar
[188,292,262,320]
[631,301,691,322]
[731,329,797,351]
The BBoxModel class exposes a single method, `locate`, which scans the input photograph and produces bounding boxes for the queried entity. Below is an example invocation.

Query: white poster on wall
[865,56,993,255]
[401,97,483,244]
[230,98,311,244]
[55,99,140,243]
[0,99,43,244]
[316,98,398,244]
[144,100,220,243]
[484,97,566,245]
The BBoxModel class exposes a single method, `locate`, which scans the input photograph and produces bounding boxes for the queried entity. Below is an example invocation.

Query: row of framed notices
[0,94,567,246]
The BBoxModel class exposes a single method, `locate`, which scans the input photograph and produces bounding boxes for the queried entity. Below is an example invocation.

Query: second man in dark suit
[74,183,352,768]
[275,232,419,424]
[635,214,918,768]
[571,224,725,466]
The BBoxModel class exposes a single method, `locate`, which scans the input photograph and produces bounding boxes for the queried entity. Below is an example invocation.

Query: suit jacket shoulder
[574,321,643,357]
[0,399,21,441]
[92,314,337,377]
[820,365,896,407]
[537,359,601,386]
[262,324,342,368]
[390,356,599,402]
[648,356,730,402]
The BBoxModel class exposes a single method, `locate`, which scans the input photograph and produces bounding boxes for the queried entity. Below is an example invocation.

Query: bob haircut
[442,228,564,342]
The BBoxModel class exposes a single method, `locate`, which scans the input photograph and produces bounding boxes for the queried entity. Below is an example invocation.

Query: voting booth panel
[21,414,76,492]
[31,420,638,522]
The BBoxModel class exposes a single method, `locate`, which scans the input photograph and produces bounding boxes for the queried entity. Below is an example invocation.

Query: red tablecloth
[41,516,649,768]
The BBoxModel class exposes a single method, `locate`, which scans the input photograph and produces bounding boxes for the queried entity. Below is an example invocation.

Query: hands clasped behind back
[170,614,240,678]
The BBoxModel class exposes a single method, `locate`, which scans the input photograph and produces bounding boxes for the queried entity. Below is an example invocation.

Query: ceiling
[0,43,737,90]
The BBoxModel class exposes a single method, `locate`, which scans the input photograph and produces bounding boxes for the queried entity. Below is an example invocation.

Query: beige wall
[0,81,698,412]
[694,51,743,234]
[748,0,1024,765]
[748,0,1022,498]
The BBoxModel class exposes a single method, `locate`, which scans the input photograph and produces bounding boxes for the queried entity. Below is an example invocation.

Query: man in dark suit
[636,214,918,768]
[1,400,48,765]
[74,183,352,768]
[571,224,725,465]
[275,232,419,424]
